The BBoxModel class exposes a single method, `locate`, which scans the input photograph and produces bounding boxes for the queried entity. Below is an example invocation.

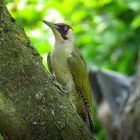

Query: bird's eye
[64,26,68,31]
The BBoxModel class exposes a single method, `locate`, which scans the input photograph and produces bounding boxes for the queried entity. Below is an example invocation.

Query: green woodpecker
[43,20,93,133]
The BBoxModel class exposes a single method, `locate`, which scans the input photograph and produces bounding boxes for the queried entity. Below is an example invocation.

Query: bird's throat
[54,38,74,52]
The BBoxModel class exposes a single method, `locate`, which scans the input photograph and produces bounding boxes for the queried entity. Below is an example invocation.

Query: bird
[43,20,93,134]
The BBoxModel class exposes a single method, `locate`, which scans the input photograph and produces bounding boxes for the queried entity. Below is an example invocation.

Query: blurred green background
[1,0,140,139]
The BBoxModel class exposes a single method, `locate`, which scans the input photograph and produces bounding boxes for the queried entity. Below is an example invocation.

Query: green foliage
[5,0,140,139]
[6,0,140,75]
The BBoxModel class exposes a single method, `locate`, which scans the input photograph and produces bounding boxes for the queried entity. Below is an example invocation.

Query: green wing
[47,52,53,74]
[68,48,94,133]
[67,48,92,108]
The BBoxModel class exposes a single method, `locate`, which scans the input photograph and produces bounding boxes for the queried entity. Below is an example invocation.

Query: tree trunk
[118,56,140,140]
[89,55,140,140]
[0,3,93,140]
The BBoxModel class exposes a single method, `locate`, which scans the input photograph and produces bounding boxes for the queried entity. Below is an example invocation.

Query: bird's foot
[48,75,55,82]
[49,75,68,95]
[53,81,68,95]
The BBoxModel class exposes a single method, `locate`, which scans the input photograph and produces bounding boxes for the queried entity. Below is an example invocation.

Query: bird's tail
[79,92,94,134]
[83,104,94,134]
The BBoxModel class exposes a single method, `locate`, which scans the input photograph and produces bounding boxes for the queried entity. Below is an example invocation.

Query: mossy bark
[0,4,93,140]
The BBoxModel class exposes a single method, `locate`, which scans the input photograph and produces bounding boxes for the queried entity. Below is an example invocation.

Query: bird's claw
[49,75,68,95]
[54,81,68,95]
[49,75,55,82]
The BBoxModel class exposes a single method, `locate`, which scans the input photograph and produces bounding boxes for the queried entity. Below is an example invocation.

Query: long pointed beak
[42,20,58,30]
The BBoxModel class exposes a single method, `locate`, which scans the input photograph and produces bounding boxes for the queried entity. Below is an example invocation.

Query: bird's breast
[51,47,73,86]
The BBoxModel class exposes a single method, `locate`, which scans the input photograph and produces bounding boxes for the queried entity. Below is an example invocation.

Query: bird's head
[43,20,75,44]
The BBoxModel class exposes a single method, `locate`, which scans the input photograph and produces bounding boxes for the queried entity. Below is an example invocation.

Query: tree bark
[0,4,93,140]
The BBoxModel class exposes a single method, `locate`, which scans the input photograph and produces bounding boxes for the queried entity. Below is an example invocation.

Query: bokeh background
[2,0,140,139]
